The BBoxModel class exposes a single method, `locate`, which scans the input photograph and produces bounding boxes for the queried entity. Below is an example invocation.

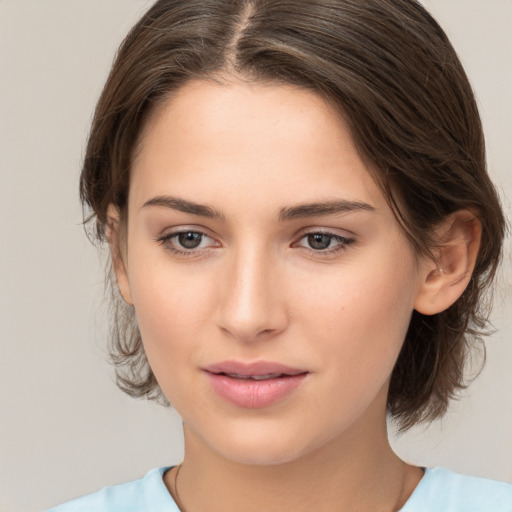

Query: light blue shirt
[48,466,512,511]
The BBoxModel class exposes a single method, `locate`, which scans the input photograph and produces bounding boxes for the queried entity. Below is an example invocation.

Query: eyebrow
[141,195,375,221]
[278,199,375,221]
[142,196,226,220]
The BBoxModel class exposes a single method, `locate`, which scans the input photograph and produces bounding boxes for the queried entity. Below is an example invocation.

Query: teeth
[226,373,251,380]
[251,373,283,380]
[225,373,283,380]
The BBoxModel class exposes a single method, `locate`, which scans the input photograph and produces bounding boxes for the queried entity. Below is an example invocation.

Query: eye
[296,232,355,254]
[175,232,204,249]
[157,230,217,256]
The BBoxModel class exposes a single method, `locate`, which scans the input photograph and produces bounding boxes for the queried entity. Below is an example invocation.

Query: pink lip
[203,361,309,408]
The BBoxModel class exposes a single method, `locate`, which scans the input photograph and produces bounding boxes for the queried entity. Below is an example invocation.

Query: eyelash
[156,230,355,258]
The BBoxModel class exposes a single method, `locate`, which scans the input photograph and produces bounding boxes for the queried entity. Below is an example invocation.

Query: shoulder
[46,467,179,512]
[402,467,512,512]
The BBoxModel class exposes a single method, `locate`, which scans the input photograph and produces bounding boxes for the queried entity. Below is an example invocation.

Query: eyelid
[295,225,356,238]
[158,228,211,240]
[157,223,219,241]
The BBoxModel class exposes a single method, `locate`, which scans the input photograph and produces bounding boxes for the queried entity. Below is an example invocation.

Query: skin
[110,79,480,512]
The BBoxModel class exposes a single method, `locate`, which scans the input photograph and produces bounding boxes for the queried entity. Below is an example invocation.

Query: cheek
[296,247,417,383]
[131,271,212,334]
[125,246,217,377]
[128,267,217,415]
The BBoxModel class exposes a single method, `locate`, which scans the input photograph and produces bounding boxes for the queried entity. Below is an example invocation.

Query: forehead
[130,79,388,215]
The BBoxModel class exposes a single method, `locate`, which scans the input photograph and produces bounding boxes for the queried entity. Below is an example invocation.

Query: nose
[215,245,288,343]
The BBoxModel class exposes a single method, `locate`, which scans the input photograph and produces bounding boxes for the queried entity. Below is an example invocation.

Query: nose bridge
[216,241,287,342]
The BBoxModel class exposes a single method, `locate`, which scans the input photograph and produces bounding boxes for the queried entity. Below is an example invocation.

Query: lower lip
[205,372,308,408]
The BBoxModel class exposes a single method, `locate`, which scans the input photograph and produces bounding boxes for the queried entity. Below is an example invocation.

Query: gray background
[0,1,510,511]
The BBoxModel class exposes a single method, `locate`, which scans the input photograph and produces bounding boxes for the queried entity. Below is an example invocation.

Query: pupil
[308,234,331,250]
[178,232,202,249]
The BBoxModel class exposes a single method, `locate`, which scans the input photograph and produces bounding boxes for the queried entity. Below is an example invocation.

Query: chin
[216,443,305,467]
[201,421,327,467]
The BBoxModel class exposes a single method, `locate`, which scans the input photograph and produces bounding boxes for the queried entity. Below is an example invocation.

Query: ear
[106,204,133,305]
[414,210,481,316]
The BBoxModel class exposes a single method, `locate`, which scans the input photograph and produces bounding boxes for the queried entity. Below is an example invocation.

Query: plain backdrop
[0,1,511,511]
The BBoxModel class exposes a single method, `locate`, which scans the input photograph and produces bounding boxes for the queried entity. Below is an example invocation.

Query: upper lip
[203,360,308,377]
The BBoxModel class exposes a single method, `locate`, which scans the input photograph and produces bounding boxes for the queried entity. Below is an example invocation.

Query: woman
[49,0,511,510]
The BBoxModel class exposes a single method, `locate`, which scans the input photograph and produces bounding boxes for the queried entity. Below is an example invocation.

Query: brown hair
[81,0,505,430]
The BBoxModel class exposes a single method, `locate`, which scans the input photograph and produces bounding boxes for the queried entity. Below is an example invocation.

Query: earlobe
[414,211,481,316]
[106,204,133,305]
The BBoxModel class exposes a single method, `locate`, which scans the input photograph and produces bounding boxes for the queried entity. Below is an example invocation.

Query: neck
[165,410,423,512]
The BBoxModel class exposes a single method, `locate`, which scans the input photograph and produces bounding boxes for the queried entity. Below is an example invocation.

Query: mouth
[203,361,309,408]
[215,372,292,381]
[204,360,308,378]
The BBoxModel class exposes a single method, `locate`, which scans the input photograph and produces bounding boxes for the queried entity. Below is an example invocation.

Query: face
[116,79,430,465]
